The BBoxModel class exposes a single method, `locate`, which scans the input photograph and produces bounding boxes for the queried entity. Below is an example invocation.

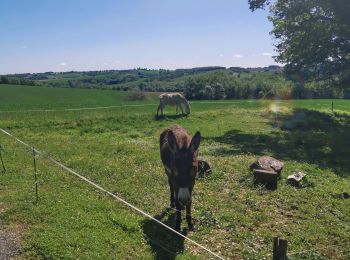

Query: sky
[0,0,279,74]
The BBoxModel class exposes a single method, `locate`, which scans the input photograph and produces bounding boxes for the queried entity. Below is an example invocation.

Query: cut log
[198,159,212,177]
[253,169,278,190]
[287,172,305,187]
[250,156,284,177]
[332,192,350,199]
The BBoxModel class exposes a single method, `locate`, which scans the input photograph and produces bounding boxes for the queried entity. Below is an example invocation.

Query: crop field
[0,84,349,259]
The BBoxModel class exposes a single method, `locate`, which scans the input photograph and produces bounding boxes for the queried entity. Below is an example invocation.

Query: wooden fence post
[273,237,279,260]
[0,145,5,172]
[32,147,38,202]
[272,237,288,260]
[332,101,334,112]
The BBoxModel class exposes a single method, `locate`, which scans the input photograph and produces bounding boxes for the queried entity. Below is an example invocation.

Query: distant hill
[0,65,283,91]
[1,65,345,99]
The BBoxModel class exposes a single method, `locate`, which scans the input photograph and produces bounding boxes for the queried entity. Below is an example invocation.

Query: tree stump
[250,156,284,177]
[253,169,278,190]
[198,159,212,178]
[287,171,305,187]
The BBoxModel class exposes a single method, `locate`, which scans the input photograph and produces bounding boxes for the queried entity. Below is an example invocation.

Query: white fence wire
[0,127,225,260]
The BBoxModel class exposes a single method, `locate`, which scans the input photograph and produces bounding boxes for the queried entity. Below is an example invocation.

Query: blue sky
[0,0,278,74]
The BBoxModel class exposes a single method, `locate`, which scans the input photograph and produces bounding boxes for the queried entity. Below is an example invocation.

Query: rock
[287,171,306,187]
[250,156,284,176]
[198,159,212,177]
[253,169,278,190]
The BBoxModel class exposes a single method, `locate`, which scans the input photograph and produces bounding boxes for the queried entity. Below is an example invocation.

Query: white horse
[157,93,190,116]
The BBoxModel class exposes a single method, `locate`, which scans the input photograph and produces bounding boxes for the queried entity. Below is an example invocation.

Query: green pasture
[0,84,349,259]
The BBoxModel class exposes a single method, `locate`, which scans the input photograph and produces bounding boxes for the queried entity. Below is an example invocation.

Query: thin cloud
[20,45,28,49]
[219,54,224,57]
[114,60,121,64]
[233,54,243,58]
[60,62,67,66]
[262,52,272,56]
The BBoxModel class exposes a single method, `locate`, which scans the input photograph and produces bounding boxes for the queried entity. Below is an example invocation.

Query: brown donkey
[160,125,201,230]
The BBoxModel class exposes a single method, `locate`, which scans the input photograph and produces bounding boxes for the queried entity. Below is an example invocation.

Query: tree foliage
[249,0,350,85]
[2,66,347,98]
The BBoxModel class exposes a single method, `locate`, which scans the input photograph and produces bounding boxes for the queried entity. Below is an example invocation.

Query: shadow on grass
[142,209,188,260]
[207,109,350,176]
[154,114,189,121]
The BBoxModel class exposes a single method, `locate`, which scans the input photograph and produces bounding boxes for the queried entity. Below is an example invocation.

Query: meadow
[0,84,349,259]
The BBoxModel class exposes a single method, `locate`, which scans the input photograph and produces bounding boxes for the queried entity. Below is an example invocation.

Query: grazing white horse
[157,93,190,116]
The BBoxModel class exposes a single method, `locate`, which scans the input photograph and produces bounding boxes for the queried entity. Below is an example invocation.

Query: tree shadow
[142,209,188,260]
[207,109,350,177]
[154,114,189,121]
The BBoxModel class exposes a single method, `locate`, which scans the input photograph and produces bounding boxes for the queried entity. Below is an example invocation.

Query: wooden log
[253,169,278,190]
[197,159,212,177]
[287,171,305,187]
[250,156,284,177]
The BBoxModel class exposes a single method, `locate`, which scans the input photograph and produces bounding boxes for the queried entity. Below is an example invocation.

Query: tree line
[1,66,348,99]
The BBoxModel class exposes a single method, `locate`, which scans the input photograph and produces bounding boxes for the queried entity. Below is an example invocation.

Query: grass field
[0,84,349,259]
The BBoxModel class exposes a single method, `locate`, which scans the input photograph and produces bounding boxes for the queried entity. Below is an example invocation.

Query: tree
[204,85,215,99]
[0,76,9,84]
[249,0,350,85]
[212,83,226,99]
[138,82,146,91]
[68,80,76,88]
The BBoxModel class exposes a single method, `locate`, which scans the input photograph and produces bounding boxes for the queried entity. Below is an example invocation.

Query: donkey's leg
[176,105,179,115]
[175,201,182,231]
[174,189,182,231]
[186,201,193,230]
[168,178,175,208]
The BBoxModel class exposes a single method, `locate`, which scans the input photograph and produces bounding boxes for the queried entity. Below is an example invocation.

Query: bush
[125,91,150,101]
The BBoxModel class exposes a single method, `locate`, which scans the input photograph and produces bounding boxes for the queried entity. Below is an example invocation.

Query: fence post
[279,239,287,260]
[0,145,5,172]
[272,237,288,260]
[273,237,279,260]
[32,147,38,202]
[332,100,334,112]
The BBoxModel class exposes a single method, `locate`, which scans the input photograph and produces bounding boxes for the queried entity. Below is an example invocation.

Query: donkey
[160,125,201,230]
[156,93,190,117]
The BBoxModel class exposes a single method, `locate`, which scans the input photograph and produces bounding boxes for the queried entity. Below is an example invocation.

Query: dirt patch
[0,206,23,260]
[0,223,19,260]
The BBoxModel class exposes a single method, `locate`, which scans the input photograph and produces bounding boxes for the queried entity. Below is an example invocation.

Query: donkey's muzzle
[178,187,191,206]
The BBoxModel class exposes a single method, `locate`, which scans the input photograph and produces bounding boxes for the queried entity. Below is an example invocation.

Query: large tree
[249,0,350,85]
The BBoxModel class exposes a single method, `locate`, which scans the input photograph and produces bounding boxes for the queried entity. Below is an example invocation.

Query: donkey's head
[168,130,201,206]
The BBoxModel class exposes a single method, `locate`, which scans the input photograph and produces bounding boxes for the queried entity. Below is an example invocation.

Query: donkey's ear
[190,131,201,153]
[168,130,178,153]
